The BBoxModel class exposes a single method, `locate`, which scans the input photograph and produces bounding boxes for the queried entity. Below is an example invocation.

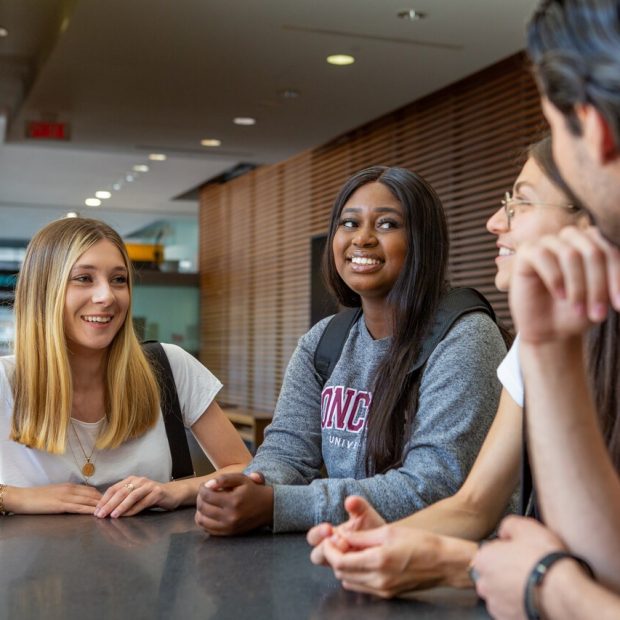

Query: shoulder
[0,355,15,384]
[297,315,336,350]
[429,311,506,365]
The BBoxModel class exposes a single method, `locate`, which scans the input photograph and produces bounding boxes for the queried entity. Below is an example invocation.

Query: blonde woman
[0,217,250,517]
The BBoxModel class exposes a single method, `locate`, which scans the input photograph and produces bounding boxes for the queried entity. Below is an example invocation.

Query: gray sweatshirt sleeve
[244,318,330,485]
[251,313,506,532]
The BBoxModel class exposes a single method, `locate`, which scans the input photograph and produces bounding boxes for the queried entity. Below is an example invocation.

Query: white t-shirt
[497,335,523,407]
[0,343,222,490]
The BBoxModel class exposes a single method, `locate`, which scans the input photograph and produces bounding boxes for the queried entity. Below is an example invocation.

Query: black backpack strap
[411,287,496,372]
[520,402,541,520]
[142,341,195,479]
[314,307,363,385]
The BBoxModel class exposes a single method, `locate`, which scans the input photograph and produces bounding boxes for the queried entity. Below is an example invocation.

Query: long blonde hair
[11,217,160,453]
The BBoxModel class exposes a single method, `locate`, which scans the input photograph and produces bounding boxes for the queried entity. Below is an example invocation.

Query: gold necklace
[70,421,98,479]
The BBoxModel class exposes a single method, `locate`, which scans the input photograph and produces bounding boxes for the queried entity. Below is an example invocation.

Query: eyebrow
[341,206,403,215]
[71,264,127,272]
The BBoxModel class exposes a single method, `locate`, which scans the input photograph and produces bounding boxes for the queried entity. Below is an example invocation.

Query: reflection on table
[0,507,490,620]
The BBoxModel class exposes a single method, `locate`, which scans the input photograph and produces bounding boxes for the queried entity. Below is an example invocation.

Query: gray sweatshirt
[246,312,506,532]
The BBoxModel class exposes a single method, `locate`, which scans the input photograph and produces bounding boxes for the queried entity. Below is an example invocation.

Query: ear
[577,103,617,164]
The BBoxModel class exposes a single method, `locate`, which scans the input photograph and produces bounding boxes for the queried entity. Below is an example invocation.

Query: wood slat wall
[200,53,544,411]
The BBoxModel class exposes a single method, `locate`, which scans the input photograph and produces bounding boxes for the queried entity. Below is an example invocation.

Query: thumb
[344,495,372,519]
[247,471,265,485]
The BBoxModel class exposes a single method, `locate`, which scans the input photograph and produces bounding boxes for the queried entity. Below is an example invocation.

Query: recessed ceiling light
[65,212,79,218]
[125,174,135,182]
[85,198,101,207]
[0,27,8,38]
[326,54,355,66]
[201,138,222,147]
[397,9,427,20]
[113,182,122,191]
[95,190,111,199]
[148,153,167,161]
[133,164,149,173]
[233,117,256,126]
[279,89,300,99]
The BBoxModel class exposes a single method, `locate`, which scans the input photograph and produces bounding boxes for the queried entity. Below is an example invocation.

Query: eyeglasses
[501,192,580,229]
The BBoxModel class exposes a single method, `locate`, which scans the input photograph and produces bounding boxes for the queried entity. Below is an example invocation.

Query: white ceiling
[0,0,539,239]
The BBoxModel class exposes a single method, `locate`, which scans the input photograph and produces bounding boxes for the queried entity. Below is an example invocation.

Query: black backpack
[314,287,498,385]
[142,341,194,479]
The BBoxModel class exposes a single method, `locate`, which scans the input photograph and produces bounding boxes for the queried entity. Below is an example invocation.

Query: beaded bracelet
[524,550,595,620]
[0,484,7,515]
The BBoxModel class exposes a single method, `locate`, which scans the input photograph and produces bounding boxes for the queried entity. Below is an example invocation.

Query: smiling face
[486,156,585,292]
[63,239,130,355]
[332,181,408,304]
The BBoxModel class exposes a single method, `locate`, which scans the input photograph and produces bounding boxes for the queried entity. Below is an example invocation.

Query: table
[0,508,490,620]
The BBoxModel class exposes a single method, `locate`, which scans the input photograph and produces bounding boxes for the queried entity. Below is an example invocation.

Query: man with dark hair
[473,1,620,618]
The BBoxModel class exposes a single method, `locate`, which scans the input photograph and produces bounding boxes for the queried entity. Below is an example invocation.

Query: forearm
[399,494,498,541]
[540,560,620,620]
[521,338,620,586]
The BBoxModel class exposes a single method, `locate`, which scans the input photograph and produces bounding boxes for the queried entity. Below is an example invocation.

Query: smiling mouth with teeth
[498,248,515,257]
[350,256,383,265]
[82,315,113,323]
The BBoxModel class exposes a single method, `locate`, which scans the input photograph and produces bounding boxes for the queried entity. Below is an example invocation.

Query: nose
[352,223,377,247]
[486,206,509,235]
[91,280,114,305]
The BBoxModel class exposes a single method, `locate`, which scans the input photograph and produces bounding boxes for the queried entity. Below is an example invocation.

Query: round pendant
[82,462,96,478]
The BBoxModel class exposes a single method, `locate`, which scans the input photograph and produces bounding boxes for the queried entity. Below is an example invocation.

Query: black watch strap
[524,551,595,620]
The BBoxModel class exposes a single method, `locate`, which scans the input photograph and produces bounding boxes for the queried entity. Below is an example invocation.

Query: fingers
[94,478,160,518]
[343,495,385,529]
[247,471,265,484]
[309,541,329,566]
[202,473,250,492]
[307,522,333,547]
[337,525,389,551]
[517,226,619,322]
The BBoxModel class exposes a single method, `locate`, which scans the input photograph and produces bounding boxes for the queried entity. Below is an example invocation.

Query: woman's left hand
[94,476,183,518]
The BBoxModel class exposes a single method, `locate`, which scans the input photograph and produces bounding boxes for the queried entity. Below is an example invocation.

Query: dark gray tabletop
[0,507,490,620]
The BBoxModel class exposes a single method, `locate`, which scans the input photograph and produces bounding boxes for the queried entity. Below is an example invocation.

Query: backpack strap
[314,307,363,385]
[142,341,195,479]
[411,287,496,372]
[313,287,495,386]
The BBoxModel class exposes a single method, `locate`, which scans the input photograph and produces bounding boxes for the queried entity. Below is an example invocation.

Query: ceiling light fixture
[95,190,111,199]
[148,153,167,161]
[125,174,135,182]
[397,9,427,20]
[233,117,256,126]
[113,182,123,191]
[0,27,8,38]
[201,138,222,147]
[326,54,355,66]
[279,89,300,99]
[133,164,149,173]
[65,212,79,218]
[84,198,101,207]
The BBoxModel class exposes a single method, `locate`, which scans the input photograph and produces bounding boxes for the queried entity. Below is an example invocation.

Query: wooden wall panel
[200,53,545,411]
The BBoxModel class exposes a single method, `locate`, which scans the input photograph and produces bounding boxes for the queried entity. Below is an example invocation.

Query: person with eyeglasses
[470,1,620,618]
[306,136,620,603]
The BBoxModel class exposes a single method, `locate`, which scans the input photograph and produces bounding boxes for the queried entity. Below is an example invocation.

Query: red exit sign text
[27,121,70,140]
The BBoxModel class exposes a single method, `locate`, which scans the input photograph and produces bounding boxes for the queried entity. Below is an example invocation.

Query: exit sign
[27,121,70,140]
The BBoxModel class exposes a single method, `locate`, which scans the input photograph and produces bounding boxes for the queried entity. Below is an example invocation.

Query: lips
[81,315,113,324]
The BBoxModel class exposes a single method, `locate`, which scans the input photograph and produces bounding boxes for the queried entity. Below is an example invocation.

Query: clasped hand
[510,226,620,343]
[194,472,274,535]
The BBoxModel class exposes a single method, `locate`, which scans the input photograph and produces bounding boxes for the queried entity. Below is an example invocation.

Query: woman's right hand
[308,495,386,565]
[319,524,477,598]
[4,484,102,515]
